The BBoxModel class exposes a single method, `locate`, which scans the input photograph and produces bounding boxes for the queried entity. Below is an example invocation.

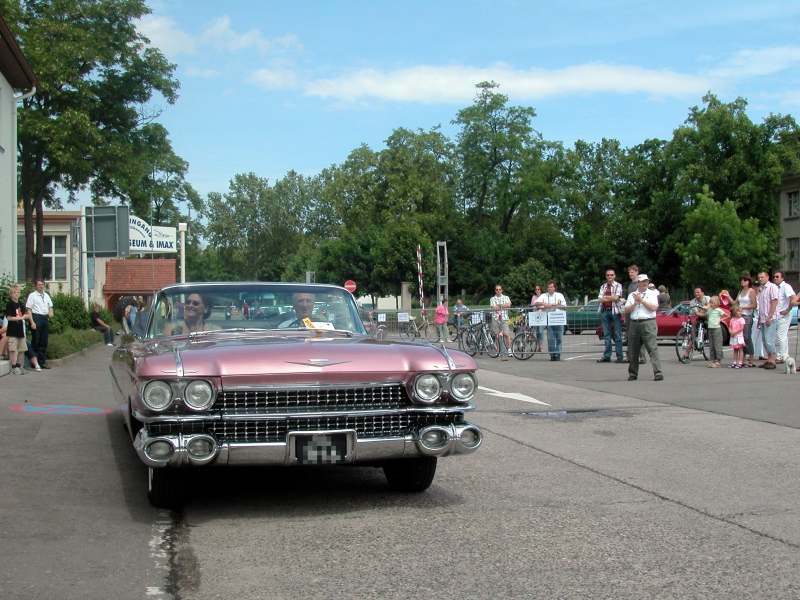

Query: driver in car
[280,292,315,328]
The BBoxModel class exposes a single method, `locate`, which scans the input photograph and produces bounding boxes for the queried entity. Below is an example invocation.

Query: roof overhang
[0,14,36,91]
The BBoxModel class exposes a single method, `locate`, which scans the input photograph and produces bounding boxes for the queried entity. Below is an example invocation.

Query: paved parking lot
[0,342,798,599]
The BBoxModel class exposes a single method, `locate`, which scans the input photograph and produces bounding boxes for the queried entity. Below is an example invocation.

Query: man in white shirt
[489,285,513,360]
[26,279,54,369]
[534,280,567,361]
[772,271,795,363]
[624,274,663,381]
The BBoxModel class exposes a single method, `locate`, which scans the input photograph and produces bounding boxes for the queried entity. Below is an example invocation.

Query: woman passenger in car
[168,293,219,335]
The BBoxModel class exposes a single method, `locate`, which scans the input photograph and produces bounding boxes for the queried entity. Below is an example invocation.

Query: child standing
[728,304,746,368]
[706,295,725,368]
[4,284,39,374]
[434,297,449,343]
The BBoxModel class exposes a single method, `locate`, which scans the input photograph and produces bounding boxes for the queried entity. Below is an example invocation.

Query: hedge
[47,327,103,360]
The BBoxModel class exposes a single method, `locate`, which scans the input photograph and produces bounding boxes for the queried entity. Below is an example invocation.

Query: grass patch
[46,327,103,360]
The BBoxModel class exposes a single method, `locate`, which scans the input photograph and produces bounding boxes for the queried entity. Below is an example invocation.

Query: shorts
[491,320,511,336]
[8,337,27,352]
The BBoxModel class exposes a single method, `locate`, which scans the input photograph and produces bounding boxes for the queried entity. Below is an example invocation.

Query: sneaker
[14,367,25,375]
[597,358,611,363]
[106,343,114,347]
[654,373,664,381]
[500,355,508,361]
[34,365,42,371]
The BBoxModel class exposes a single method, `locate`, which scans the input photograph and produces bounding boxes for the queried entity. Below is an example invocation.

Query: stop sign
[343,280,357,293]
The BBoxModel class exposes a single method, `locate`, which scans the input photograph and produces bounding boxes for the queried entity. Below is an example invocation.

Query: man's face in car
[293,293,315,319]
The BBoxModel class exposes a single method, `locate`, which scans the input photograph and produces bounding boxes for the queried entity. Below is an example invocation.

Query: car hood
[132,334,476,384]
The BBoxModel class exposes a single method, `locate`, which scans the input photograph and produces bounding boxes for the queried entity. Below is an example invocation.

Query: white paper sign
[397,312,410,323]
[471,312,482,325]
[547,310,567,326]
[528,311,547,326]
[377,313,386,322]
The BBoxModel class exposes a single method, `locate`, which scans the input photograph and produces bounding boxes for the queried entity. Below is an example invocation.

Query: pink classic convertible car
[111,282,482,507]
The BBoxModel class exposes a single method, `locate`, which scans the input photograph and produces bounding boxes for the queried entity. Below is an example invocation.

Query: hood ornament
[286,358,350,368]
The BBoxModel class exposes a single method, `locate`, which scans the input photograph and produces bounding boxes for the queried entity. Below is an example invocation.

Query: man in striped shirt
[597,269,625,363]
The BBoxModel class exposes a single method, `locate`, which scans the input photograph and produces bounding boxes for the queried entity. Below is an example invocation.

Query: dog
[784,356,796,374]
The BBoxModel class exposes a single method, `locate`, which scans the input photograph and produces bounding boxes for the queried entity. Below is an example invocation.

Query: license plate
[294,434,348,465]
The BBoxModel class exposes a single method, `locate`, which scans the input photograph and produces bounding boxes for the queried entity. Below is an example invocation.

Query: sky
[136,0,800,199]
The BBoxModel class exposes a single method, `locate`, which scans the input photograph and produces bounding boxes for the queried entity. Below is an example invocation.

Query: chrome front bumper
[134,422,483,468]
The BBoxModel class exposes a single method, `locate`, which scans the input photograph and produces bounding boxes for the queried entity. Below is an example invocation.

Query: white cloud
[710,46,800,79]
[250,68,298,90]
[136,15,196,56]
[202,16,301,54]
[304,63,710,103]
[185,67,220,79]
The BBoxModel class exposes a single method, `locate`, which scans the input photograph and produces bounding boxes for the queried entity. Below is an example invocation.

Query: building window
[788,191,800,218]
[788,238,800,273]
[42,235,67,281]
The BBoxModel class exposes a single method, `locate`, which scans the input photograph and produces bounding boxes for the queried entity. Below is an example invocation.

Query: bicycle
[511,309,537,360]
[463,319,502,358]
[675,316,708,363]
[400,312,439,342]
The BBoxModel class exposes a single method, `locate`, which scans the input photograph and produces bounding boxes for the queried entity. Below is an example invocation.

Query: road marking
[9,403,113,415]
[565,354,598,361]
[145,510,173,599]
[478,386,550,406]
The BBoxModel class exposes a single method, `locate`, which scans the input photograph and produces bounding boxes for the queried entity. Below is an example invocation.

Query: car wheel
[383,457,437,492]
[147,467,185,509]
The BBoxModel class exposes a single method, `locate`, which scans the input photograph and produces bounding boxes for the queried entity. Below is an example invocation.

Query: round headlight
[142,380,173,411]
[414,374,442,403]
[450,373,476,401]
[184,380,214,411]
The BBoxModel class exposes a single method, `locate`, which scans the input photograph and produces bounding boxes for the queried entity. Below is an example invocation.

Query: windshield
[147,284,366,338]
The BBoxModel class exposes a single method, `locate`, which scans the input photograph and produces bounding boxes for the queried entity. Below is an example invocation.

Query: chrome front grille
[147,413,459,443]
[217,384,408,412]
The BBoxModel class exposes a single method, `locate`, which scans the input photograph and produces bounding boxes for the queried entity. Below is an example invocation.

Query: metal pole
[80,207,89,308]
[178,222,187,283]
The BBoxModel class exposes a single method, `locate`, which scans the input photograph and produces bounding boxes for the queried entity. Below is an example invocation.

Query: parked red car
[596,301,731,345]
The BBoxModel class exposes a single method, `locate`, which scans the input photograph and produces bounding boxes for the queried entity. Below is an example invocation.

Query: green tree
[204,173,303,281]
[3,0,179,280]
[676,187,776,291]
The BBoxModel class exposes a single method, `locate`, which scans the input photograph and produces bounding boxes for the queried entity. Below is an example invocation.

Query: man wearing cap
[624,274,663,381]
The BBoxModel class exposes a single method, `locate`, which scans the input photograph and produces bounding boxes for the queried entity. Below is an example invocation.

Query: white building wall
[0,73,17,280]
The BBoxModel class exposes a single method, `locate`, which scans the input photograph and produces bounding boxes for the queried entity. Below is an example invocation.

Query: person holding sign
[597,269,625,363]
[535,281,567,361]
[624,274,663,381]
[490,285,513,360]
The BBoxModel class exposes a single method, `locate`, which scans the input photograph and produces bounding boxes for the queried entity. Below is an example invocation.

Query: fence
[362,306,614,357]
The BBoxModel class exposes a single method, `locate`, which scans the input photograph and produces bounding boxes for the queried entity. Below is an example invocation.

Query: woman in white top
[736,274,757,367]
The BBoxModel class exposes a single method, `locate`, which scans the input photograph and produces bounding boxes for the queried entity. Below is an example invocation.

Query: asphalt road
[1,343,798,599]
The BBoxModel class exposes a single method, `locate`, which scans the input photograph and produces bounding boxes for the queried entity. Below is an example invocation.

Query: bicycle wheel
[446,323,459,343]
[400,323,414,339]
[423,322,439,342]
[512,332,536,360]
[699,327,709,361]
[484,328,501,358]
[463,331,479,356]
[675,328,693,363]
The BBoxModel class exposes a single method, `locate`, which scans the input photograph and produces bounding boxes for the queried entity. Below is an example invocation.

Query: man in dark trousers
[626,265,647,364]
[25,279,54,369]
[624,274,663,381]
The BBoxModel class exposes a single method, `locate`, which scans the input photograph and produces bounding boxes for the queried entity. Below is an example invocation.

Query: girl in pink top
[728,304,746,368]
[435,298,450,342]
